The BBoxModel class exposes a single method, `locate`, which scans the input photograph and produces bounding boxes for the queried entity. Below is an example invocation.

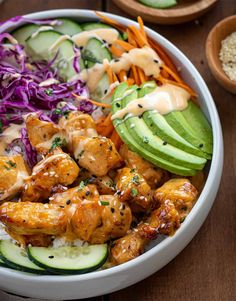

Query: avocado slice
[121,88,207,170]
[112,83,197,176]
[139,82,212,159]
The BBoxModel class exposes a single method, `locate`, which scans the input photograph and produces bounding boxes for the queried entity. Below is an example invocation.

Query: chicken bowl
[0,9,223,300]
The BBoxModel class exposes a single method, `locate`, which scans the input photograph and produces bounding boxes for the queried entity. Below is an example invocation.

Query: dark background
[0,1,236,300]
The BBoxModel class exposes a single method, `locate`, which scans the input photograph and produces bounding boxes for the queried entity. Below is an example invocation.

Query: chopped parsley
[131,188,138,197]
[44,88,53,96]
[50,137,67,151]
[78,180,86,191]
[0,120,2,134]
[100,201,110,206]
[130,168,136,173]
[132,175,140,185]
[6,160,17,168]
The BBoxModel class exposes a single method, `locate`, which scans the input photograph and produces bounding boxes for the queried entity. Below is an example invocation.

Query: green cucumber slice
[81,22,125,40]
[12,24,40,45]
[54,18,82,35]
[28,244,108,275]
[82,37,112,68]
[26,30,80,80]
[138,0,177,9]
[112,83,197,176]
[0,240,46,274]
[90,73,111,103]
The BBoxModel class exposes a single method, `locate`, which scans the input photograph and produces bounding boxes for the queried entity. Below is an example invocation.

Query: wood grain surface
[0,1,235,300]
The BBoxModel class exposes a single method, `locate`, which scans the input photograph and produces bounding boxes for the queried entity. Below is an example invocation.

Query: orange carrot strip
[127,78,135,86]
[95,11,126,32]
[137,16,147,40]
[131,65,140,85]
[128,25,149,47]
[137,67,146,84]
[103,112,113,125]
[97,123,114,137]
[110,44,124,57]
[113,72,118,82]
[105,65,114,84]
[114,39,135,51]
[72,93,112,108]
[110,129,123,150]
[127,28,138,47]
[118,70,127,82]
[162,65,183,83]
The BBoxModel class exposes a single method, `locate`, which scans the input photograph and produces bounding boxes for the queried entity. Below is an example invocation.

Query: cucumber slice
[138,0,177,9]
[11,24,40,45]
[0,240,46,274]
[0,257,8,268]
[54,18,82,35]
[26,30,80,80]
[82,37,112,67]
[28,244,108,275]
[81,22,125,40]
[90,73,111,102]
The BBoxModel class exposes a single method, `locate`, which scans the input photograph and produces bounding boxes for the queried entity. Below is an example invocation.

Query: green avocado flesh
[112,82,213,176]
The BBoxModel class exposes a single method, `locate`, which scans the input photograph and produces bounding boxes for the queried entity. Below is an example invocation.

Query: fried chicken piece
[74,137,122,177]
[71,195,132,244]
[6,229,52,247]
[119,144,169,188]
[22,148,80,202]
[0,155,29,202]
[115,167,154,210]
[111,200,181,265]
[0,202,67,235]
[155,178,198,219]
[26,114,61,154]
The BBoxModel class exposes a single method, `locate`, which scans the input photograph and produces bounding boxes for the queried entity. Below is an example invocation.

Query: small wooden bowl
[112,0,218,25]
[206,15,236,94]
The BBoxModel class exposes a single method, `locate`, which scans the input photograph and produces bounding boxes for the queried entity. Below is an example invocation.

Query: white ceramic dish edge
[0,9,223,300]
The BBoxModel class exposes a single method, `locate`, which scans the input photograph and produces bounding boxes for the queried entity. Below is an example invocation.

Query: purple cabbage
[20,128,38,167]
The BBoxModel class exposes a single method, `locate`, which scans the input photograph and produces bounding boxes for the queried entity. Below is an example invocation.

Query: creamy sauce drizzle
[49,35,71,52]
[111,83,190,120]
[39,78,60,87]
[0,124,23,155]
[31,26,54,39]
[72,28,119,47]
[77,46,162,92]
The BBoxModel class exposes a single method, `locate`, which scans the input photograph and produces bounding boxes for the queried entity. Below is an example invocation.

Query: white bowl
[0,9,223,300]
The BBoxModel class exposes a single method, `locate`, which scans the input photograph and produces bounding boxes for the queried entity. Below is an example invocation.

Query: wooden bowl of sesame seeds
[206,15,236,94]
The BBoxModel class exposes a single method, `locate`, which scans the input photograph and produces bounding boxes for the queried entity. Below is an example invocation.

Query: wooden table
[0,1,235,300]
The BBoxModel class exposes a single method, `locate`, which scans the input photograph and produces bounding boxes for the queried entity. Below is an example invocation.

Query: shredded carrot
[162,79,197,97]
[118,70,127,82]
[137,67,146,84]
[113,72,118,83]
[127,28,138,48]
[103,112,113,125]
[114,39,135,51]
[128,25,149,47]
[105,64,114,84]
[162,65,183,83]
[131,65,140,85]
[137,16,147,41]
[96,112,114,137]
[110,44,124,57]
[126,78,135,86]
[95,11,126,32]
[110,129,123,149]
[72,93,112,109]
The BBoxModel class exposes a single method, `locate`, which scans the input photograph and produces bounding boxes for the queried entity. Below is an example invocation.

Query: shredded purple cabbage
[0,16,62,27]
[20,128,38,167]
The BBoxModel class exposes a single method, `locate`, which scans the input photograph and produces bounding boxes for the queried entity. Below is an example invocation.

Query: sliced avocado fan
[111,82,213,176]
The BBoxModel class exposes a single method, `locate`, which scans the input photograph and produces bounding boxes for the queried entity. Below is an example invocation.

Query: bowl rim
[206,15,236,89]
[0,8,223,285]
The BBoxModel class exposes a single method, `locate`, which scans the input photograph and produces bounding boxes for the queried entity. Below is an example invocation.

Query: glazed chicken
[111,179,198,265]
[0,154,29,202]
[26,114,61,154]
[22,148,80,202]
[72,195,132,244]
[119,144,169,188]
[59,112,123,176]
[115,167,154,210]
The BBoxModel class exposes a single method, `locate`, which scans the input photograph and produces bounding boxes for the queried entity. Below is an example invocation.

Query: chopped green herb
[53,108,62,115]
[130,168,136,173]
[50,137,67,151]
[0,120,3,134]
[44,88,53,96]
[142,136,149,143]
[78,150,84,157]
[131,188,138,197]
[100,201,110,206]
[132,175,140,185]
[6,160,17,168]
[181,217,186,223]
[4,165,11,170]
[78,180,86,191]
